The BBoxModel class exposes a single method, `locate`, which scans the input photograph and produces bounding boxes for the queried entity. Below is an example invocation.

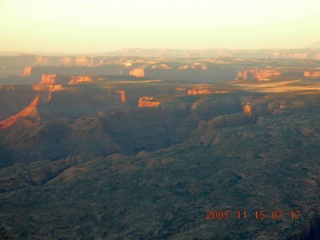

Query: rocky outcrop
[0,96,40,131]
[75,57,94,66]
[235,69,281,81]
[40,74,57,84]
[22,66,33,76]
[22,64,239,83]
[176,87,186,91]
[33,84,64,92]
[188,89,211,95]
[68,76,93,85]
[138,97,160,107]
[130,68,145,77]
[35,56,48,65]
[40,74,70,85]
[243,104,252,116]
[40,75,95,85]
[304,71,320,77]
[116,90,127,103]
[235,69,310,81]
[25,65,125,76]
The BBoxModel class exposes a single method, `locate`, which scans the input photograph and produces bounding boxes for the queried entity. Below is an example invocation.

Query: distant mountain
[306,41,320,49]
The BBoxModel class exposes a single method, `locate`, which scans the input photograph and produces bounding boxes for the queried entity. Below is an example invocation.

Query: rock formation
[243,104,252,116]
[22,66,33,76]
[40,74,58,84]
[116,90,127,103]
[304,71,320,77]
[35,56,48,65]
[40,74,71,85]
[188,89,212,95]
[0,96,40,131]
[176,87,186,91]
[138,97,160,107]
[68,76,93,85]
[75,57,94,66]
[130,68,145,77]
[32,84,64,92]
[235,69,281,81]
[40,74,95,85]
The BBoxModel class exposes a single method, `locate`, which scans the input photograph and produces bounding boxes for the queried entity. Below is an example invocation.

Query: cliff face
[130,68,145,77]
[25,65,125,76]
[243,105,252,116]
[235,69,281,81]
[22,66,33,76]
[188,89,211,95]
[235,69,311,81]
[40,74,70,85]
[0,96,40,131]
[40,74,95,85]
[116,90,127,103]
[138,97,160,107]
[68,76,93,85]
[304,71,320,77]
[33,84,64,92]
[41,74,57,84]
[22,64,239,83]
[0,85,38,121]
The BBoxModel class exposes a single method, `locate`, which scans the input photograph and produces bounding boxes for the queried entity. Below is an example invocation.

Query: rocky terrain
[2,54,320,85]
[1,56,320,239]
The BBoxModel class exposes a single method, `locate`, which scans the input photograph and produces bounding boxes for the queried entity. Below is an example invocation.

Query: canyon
[1,55,320,239]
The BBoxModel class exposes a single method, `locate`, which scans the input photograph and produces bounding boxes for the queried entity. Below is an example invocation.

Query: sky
[1,0,320,54]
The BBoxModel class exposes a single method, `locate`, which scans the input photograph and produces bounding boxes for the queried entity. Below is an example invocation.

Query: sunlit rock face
[68,76,93,85]
[40,74,94,85]
[35,56,48,65]
[22,66,33,76]
[130,68,145,77]
[235,69,281,81]
[32,84,63,92]
[0,96,40,131]
[40,74,58,84]
[40,74,71,85]
[116,90,127,103]
[235,68,310,81]
[75,57,94,66]
[304,71,320,77]
[243,104,252,116]
[188,89,211,95]
[138,97,160,107]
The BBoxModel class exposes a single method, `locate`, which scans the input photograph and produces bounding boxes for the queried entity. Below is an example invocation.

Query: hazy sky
[1,0,320,53]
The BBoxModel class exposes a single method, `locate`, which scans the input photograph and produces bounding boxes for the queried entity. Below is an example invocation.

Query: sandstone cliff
[243,104,252,116]
[116,90,127,103]
[22,66,33,76]
[23,64,238,83]
[138,97,160,107]
[68,76,93,85]
[235,69,281,81]
[188,89,212,95]
[0,96,40,131]
[40,74,69,85]
[32,84,64,92]
[130,68,145,77]
[304,71,320,77]
[40,74,95,85]
[235,69,310,81]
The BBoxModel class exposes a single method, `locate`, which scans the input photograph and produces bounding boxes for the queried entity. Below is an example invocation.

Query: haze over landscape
[1,0,320,54]
[1,1,320,240]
